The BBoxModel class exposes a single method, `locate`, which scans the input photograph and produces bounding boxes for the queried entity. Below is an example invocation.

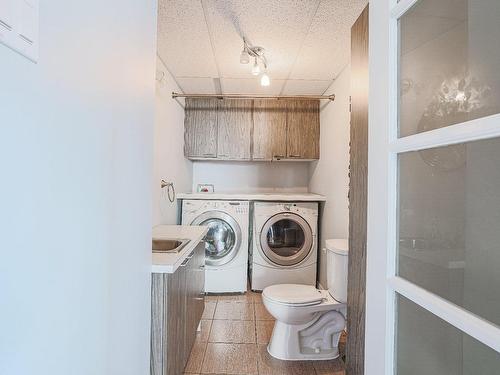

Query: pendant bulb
[251,58,261,75]
[260,72,270,87]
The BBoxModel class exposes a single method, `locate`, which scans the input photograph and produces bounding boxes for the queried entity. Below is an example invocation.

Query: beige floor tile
[184,340,207,374]
[214,301,255,320]
[257,344,315,375]
[315,370,345,375]
[205,295,218,302]
[256,320,275,344]
[254,303,274,320]
[202,301,217,320]
[312,358,345,375]
[216,293,249,302]
[245,289,262,303]
[209,320,256,343]
[196,320,212,343]
[201,343,258,374]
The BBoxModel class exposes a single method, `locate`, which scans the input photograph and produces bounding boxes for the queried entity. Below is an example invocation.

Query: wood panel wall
[347,5,369,375]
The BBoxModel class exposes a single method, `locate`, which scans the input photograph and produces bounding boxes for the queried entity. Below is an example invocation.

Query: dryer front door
[191,211,242,267]
[260,213,313,266]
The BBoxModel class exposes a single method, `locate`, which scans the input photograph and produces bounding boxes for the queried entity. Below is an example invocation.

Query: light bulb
[251,58,261,75]
[456,91,466,102]
[240,49,250,64]
[260,72,270,87]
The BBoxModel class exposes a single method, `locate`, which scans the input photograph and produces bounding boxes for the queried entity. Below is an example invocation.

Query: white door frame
[365,0,500,373]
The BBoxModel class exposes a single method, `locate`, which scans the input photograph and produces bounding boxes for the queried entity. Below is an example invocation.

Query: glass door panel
[397,136,500,326]
[396,294,500,375]
[398,0,500,137]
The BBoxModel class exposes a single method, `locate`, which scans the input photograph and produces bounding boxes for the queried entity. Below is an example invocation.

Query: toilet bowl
[262,239,348,361]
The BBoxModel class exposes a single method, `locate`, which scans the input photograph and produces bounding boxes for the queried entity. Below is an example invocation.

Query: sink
[152,238,190,253]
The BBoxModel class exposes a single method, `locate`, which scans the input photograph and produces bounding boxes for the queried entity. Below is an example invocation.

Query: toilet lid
[263,284,324,306]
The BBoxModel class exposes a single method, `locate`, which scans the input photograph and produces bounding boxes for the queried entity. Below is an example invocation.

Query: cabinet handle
[187,250,195,259]
[289,154,302,158]
[199,265,205,270]
[180,257,190,267]
[273,155,285,158]
[202,153,215,157]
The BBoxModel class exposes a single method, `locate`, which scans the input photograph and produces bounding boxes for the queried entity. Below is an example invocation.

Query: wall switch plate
[0,0,39,62]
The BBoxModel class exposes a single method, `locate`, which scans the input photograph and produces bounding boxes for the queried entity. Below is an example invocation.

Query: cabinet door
[253,99,287,160]
[217,99,253,160]
[166,265,187,375]
[286,100,320,159]
[193,242,205,324]
[150,274,165,375]
[184,98,218,158]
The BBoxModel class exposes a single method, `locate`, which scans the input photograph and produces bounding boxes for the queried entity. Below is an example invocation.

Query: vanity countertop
[176,192,326,202]
[152,225,208,274]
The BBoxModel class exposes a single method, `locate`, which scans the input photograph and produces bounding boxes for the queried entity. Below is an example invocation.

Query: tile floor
[184,290,346,375]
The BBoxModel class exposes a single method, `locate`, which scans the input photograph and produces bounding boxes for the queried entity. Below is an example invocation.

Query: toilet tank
[326,239,348,303]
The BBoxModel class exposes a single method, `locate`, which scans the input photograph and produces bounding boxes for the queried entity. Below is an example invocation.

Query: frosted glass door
[365,0,500,373]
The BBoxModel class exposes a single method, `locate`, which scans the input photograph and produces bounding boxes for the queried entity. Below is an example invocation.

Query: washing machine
[182,199,249,293]
[250,201,318,291]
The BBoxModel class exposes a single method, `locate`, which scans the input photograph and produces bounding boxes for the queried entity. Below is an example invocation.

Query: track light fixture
[239,38,269,86]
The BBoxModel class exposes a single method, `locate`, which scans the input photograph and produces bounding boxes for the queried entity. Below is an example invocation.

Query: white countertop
[152,225,208,274]
[176,192,326,202]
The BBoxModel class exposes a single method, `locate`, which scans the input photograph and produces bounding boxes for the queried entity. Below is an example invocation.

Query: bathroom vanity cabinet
[150,241,205,375]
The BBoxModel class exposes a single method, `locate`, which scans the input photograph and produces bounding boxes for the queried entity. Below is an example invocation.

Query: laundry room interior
[151,1,367,374]
[7,0,499,374]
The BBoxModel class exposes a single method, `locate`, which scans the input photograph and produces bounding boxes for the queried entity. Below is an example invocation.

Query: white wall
[0,1,156,374]
[192,161,309,193]
[309,66,351,287]
[153,58,192,225]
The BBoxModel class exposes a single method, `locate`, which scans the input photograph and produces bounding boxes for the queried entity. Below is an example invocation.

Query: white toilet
[262,239,348,361]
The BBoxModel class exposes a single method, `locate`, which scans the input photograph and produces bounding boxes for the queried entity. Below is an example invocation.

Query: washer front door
[260,213,313,266]
[191,211,242,267]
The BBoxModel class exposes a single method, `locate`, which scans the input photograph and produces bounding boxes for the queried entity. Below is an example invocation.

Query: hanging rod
[172,92,335,101]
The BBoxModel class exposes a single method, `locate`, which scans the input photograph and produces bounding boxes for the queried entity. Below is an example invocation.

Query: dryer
[251,201,318,291]
[182,199,249,293]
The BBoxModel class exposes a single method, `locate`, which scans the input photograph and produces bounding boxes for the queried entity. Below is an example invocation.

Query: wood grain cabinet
[216,99,253,160]
[183,98,319,161]
[184,98,218,158]
[151,242,205,375]
[252,99,287,160]
[286,100,320,160]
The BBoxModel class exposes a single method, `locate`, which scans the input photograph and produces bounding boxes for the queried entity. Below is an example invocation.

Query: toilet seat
[263,284,325,306]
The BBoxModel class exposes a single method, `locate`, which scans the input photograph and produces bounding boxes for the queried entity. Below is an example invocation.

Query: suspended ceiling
[157,0,368,95]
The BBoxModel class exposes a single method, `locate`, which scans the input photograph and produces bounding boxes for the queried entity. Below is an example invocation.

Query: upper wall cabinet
[184,98,218,158]
[253,99,287,161]
[286,100,320,160]
[217,99,253,160]
[183,98,320,161]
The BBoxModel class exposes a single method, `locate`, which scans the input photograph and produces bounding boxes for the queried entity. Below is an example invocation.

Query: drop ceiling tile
[290,0,368,80]
[281,79,332,95]
[175,77,216,94]
[220,78,285,95]
[157,0,218,77]
[202,0,320,79]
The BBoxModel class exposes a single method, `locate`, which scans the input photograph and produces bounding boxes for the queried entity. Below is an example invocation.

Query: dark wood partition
[347,5,369,375]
